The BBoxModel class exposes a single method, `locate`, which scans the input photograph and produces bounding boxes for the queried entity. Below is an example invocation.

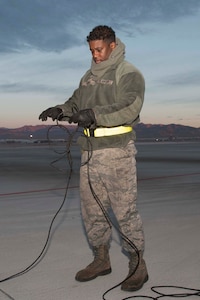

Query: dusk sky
[1,0,200,129]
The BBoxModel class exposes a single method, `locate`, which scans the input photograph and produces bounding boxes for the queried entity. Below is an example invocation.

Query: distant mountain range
[0,123,199,142]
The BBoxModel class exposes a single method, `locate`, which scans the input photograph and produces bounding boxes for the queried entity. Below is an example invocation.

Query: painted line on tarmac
[0,172,200,197]
[0,185,79,197]
[139,172,200,181]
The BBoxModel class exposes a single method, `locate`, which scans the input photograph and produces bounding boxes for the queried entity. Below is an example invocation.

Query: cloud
[158,70,200,86]
[0,44,89,97]
[1,0,200,53]
[0,82,66,94]
[1,0,200,128]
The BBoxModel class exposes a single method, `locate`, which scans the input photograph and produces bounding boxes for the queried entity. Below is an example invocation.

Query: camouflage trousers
[80,140,145,253]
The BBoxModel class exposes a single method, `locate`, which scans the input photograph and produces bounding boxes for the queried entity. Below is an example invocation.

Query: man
[39,25,148,291]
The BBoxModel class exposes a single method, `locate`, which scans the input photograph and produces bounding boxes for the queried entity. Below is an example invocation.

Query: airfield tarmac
[0,141,200,300]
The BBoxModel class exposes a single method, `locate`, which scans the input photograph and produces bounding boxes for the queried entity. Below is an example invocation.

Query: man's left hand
[69,109,96,129]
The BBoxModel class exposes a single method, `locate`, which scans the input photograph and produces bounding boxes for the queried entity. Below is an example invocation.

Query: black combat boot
[75,244,112,282]
[121,251,149,291]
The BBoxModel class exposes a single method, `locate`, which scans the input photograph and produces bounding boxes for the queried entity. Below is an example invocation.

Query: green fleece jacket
[56,38,145,150]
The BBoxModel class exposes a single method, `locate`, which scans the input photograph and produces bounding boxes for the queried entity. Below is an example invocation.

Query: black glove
[69,109,96,129]
[39,107,63,121]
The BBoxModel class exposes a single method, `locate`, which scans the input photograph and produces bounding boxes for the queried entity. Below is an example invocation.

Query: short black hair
[87,25,116,43]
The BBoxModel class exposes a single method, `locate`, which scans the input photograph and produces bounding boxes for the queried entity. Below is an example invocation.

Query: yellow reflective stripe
[84,126,132,137]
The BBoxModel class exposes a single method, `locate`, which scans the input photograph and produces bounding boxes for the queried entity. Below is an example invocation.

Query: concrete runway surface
[0,141,200,300]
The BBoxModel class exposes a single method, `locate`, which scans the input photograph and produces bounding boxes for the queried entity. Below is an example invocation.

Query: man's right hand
[39,107,63,121]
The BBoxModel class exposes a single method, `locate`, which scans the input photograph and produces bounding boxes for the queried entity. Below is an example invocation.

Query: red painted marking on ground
[0,172,199,197]
[138,172,200,181]
[0,185,79,197]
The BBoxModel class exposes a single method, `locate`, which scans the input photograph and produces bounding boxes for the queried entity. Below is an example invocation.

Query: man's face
[89,40,116,64]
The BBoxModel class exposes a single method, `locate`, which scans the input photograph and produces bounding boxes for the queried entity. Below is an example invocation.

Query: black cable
[0,123,76,299]
[0,288,15,300]
[1,124,199,300]
[0,169,72,284]
[83,134,200,300]
[83,135,140,300]
[151,285,200,298]
[46,123,79,171]
[120,286,200,300]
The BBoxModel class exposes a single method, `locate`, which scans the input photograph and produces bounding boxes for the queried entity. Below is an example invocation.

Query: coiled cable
[0,124,199,300]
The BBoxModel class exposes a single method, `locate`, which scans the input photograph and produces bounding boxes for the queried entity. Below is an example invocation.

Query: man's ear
[110,42,116,49]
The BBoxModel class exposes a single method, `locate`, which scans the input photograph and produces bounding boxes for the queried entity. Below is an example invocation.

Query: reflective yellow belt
[84,126,132,137]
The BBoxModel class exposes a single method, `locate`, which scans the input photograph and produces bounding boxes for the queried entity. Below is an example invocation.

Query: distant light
[30,134,33,138]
